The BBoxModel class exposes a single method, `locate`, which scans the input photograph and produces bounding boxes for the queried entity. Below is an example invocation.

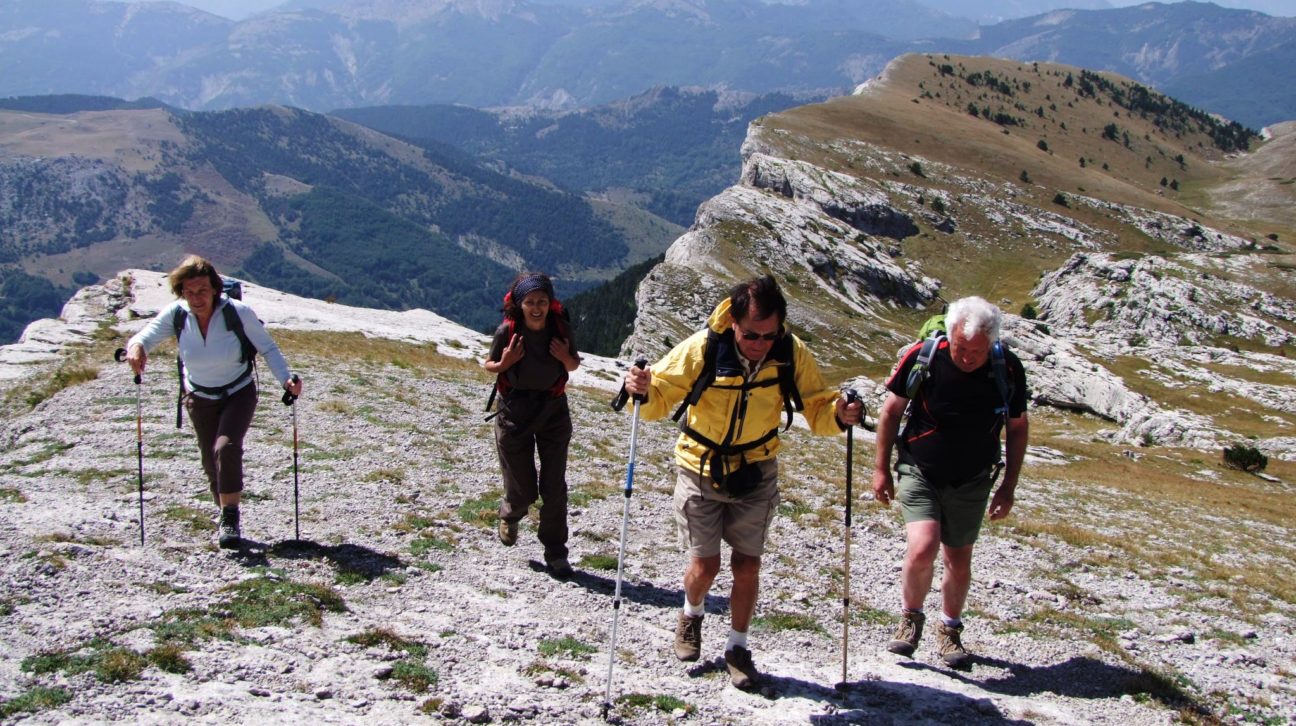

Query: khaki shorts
[673,458,779,559]
[895,462,994,548]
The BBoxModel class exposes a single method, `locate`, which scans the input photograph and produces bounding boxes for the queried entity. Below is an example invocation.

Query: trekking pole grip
[281,374,300,406]
[631,356,648,403]
[610,356,649,410]
[114,347,141,384]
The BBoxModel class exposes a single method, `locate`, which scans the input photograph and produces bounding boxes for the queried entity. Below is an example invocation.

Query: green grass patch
[221,576,347,628]
[753,611,826,635]
[0,487,27,503]
[410,536,453,556]
[145,643,192,674]
[577,553,619,572]
[149,608,234,646]
[162,505,212,534]
[0,687,72,719]
[456,493,497,529]
[6,440,74,467]
[615,692,695,716]
[347,627,427,657]
[21,639,147,683]
[568,482,611,508]
[849,604,896,626]
[389,660,439,692]
[363,467,406,484]
[537,636,597,660]
[21,363,101,409]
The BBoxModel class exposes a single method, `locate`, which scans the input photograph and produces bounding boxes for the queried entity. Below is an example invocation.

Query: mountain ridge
[3,0,1293,126]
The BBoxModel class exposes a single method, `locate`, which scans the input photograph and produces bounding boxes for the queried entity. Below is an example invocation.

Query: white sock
[942,615,962,628]
[682,597,705,617]
[725,629,748,652]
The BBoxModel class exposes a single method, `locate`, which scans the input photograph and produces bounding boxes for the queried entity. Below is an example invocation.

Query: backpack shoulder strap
[773,335,803,431]
[990,340,1013,416]
[171,306,187,343]
[221,301,256,364]
[672,328,720,423]
[903,332,943,399]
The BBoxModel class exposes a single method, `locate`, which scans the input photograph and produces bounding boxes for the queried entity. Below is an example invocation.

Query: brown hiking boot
[498,519,517,547]
[723,646,760,690]
[673,612,703,662]
[886,610,925,656]
[936,622,972,669]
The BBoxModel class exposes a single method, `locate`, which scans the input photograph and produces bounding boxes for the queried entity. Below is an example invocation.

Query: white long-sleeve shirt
[128,296,292,399]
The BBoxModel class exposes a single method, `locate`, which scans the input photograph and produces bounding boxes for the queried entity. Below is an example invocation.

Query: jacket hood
[706,297,734,335]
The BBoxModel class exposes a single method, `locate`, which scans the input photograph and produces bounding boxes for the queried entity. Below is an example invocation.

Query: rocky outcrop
[621,156,939,362]
[741,154,919,240]
[1034,252,1295,350]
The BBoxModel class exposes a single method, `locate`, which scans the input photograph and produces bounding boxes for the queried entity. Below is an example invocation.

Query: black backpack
[670,327,805,491]
[170,279,257,427]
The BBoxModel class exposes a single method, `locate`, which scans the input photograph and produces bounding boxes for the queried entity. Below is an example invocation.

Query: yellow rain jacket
[637,297,844,475]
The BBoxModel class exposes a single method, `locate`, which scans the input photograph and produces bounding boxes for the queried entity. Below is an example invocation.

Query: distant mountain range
[0,96,673,337]
[3,0,1293,127]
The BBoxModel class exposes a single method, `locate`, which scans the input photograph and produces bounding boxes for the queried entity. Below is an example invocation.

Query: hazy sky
[126,0,1296,22]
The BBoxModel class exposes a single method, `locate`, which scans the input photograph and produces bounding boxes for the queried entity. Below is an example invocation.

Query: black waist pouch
[708,454,764,498]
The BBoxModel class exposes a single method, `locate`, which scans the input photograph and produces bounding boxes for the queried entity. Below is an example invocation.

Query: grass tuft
[0,687,72,719]
[537,636,597,660]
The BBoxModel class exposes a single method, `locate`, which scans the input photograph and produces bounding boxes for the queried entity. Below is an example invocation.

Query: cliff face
[622,55,1296,457]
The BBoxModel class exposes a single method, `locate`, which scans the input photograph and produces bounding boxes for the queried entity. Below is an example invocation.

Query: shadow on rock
[904,654,1162,700]
[806,676,1028,725]
[269,540,405,582]
[526,560,729,611]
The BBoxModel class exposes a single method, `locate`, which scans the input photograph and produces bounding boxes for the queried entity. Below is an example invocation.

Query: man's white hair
[946,296,1001,341]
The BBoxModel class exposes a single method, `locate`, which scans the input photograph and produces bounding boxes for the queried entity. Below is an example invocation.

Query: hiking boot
[887,610,925,656]
[936,622,973,669]
[723,646,760,690]
[673,612,703,662]
[218,506,241,550]
[545,556,574,580]
[498,519,518,547]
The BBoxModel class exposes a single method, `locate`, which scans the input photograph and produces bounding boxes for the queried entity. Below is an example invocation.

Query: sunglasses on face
[738,329,781,341]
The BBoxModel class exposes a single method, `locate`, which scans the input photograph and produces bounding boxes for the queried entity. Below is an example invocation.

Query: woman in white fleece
[126,255,303,549]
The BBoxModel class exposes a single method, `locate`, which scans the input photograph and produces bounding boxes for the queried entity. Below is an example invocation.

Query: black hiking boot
[218,506,241,549]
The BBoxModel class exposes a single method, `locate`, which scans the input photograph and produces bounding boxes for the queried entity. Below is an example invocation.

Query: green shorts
[895,462,994,548]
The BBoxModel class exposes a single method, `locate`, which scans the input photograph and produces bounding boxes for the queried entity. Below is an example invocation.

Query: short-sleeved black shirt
[487,320,577,393]
[884,338,1029,484]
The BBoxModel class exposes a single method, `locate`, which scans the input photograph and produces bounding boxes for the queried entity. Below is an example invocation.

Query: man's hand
[836,396,863,426]
[988,487,1015,520]
[624,365,651,397]
[872,468,895,507]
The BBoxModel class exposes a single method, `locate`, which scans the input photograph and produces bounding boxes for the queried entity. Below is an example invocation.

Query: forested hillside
[0,102,641,338]
[334,88,816,227]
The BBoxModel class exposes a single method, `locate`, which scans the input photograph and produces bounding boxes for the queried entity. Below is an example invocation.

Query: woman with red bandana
[484,273,581,579]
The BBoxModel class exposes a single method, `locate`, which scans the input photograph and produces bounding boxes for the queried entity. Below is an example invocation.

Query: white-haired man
[872,296,1029,668]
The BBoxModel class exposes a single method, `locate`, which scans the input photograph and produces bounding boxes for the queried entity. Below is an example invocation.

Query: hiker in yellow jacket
[622,275,862,689]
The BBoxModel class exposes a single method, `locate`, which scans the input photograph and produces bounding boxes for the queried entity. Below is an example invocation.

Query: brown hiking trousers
[185,383,258,499]
[494,391,572,562]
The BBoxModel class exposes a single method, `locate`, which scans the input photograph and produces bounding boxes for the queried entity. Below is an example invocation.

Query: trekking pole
[281,375,301,541]
[837,388,859,690]
[114,348,146,546]
[602,356,648,720]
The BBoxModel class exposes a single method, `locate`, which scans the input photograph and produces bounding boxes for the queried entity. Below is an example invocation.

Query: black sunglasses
[738,329,781,341]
